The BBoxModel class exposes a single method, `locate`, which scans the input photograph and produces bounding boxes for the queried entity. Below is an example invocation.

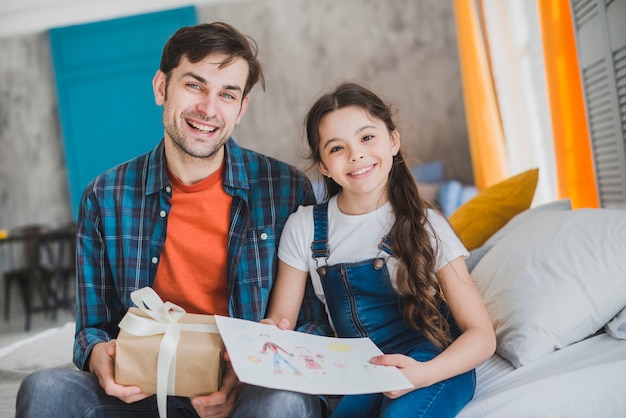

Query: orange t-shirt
[152,164,232,315]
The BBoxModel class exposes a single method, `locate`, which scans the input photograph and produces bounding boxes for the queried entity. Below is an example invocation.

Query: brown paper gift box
[115,307,224,397]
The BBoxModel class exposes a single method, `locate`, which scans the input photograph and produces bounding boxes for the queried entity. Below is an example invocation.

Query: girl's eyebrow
[356,125,376,134]
[322,125,377,150]
[322,138,338,151]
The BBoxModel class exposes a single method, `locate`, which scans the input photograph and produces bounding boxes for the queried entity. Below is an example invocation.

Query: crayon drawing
[214,316,413,395]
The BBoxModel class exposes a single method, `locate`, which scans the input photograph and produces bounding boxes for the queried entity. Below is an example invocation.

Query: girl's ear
[317,161,331,178]
[391,129,401,156]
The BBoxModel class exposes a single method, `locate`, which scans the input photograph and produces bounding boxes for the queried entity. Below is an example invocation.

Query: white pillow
[483,198,572,247]
[472,209,626,368]
[465,199,572,272]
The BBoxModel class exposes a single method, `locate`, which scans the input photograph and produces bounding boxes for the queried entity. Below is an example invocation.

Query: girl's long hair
[304,82,452,350]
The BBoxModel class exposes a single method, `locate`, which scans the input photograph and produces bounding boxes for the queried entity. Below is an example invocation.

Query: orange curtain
[453,0,508,190]
[537,0,599,208]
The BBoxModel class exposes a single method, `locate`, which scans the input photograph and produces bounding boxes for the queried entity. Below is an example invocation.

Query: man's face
[153,53,250,161]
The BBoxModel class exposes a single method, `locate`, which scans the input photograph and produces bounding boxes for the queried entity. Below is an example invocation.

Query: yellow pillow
[449,168,539,250]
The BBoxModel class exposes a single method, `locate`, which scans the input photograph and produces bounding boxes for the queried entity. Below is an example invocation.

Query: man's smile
[187,119,218,133]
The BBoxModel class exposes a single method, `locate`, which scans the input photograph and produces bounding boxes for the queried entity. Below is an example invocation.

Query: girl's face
[317,106,400,210]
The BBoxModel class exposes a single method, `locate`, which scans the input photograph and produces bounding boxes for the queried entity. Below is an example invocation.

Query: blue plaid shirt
[74,138,332,370]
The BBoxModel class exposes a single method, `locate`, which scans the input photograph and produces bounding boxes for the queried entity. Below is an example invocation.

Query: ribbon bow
[118,287,220,418]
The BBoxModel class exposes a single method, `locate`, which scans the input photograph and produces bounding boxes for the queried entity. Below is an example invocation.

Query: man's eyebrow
[182,72,207,84]
[181,72,243,93]
[223,84,243,93]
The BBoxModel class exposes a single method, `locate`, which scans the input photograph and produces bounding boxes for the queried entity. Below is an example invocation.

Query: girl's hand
[260,318,291,330]
[370,354,432,399]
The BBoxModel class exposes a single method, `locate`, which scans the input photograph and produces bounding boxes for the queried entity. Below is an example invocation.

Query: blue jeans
[16,368,324,417]
[330,370,475,418]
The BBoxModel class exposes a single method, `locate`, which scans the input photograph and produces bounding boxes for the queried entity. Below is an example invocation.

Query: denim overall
[311,203,475,418]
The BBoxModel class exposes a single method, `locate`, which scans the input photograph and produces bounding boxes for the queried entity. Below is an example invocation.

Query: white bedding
[459,333,626,417]
[1,323,625,417]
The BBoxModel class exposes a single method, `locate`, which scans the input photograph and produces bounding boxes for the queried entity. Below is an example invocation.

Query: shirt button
[151,257,158,264]
[165,186,172,193]
[160,210,166,218]
[260,232,268,240]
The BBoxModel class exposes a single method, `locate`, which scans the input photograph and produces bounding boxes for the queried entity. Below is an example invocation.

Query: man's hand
[191,352,241,418]
[89,340,151,403]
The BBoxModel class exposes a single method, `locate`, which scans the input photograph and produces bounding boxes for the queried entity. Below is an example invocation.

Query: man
[16,22,331,418]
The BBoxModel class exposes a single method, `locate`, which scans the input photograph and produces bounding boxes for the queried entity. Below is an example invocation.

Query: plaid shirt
[74,138,332,370]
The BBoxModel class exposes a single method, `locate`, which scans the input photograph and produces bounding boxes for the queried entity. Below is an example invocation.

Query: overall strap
[378,235,393,256]
[373,234,393,270]
[310,203,329,260]
[310,203,330,276]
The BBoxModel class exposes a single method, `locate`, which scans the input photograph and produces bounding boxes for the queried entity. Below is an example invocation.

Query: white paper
[214,316,413,395]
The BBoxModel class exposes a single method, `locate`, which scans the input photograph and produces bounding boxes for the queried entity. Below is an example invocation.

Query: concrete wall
[198,0,470,181]
[0,33,69,232]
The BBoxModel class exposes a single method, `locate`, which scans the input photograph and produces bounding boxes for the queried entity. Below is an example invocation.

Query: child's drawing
[260,334,302,375]
[295,346,325,373]
[214,315,413,395]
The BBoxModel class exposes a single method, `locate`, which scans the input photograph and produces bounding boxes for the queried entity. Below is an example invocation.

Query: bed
[459,332,626,417]
[449,169,626,417]
[1,172,625,417]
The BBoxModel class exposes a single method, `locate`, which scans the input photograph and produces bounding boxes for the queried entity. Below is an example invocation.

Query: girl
[264,82,495,417]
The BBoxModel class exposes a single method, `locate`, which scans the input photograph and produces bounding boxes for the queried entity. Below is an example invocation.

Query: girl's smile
[348,163,377,177]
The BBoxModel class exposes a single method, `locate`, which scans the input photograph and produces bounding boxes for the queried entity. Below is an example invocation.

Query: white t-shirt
[278,195,469,308]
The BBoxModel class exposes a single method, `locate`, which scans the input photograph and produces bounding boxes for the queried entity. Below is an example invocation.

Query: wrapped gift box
[115,306,224,397]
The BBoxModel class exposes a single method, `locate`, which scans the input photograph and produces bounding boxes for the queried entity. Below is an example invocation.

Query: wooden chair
[42,222,76,313]
[2,224,55,331]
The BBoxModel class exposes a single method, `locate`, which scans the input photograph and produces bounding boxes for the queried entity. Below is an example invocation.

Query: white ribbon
[118,287,220,418]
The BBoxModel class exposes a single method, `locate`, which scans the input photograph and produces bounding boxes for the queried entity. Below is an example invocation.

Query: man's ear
[236,94,251,125]
[153,70,166,106]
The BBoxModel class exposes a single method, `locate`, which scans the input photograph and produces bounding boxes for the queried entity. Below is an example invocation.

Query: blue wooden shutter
[49,6,197,216]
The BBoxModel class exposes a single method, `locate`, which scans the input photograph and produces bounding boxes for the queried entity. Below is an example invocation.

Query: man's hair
[160,22,265,97]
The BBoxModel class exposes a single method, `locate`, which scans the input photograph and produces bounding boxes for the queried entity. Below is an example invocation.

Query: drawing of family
[259,334,325,375]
